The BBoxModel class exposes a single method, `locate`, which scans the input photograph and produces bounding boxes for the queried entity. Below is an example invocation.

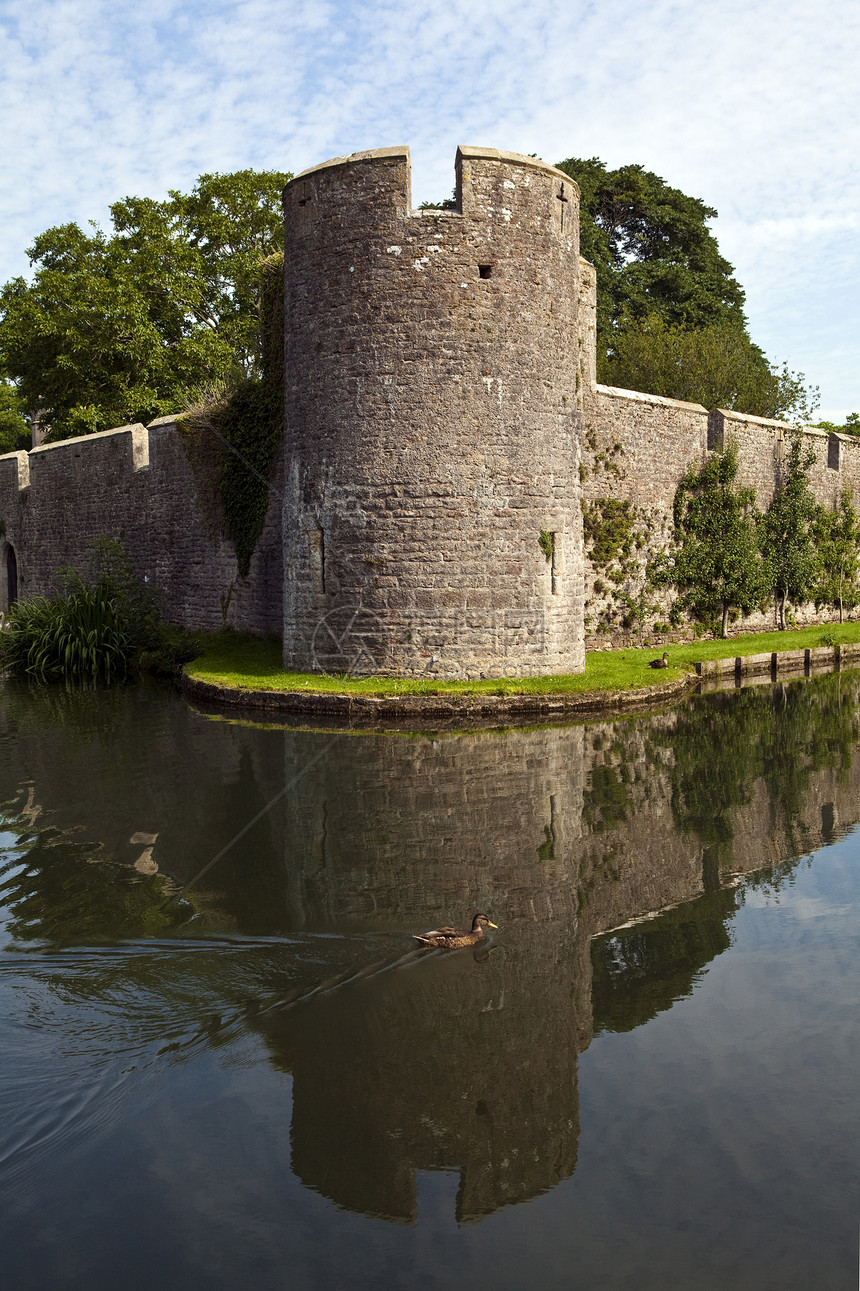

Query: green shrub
[0,539,200,682]
[2,578,131,681]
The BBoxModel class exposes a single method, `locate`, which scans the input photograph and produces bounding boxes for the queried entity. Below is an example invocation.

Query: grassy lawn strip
[186,622,860,698]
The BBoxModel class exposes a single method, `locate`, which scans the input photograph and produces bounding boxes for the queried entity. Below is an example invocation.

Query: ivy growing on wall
[582,498,636,568]
[538,530,554,562]
[178,253,284,577]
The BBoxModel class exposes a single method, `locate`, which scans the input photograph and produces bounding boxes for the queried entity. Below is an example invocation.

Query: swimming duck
[648,651,669,669]
[413,913,498,949]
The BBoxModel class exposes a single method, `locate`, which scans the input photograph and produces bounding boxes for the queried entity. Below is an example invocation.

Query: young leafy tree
[812,489,860,622]
[0,169,291,440]
[760,429,821,630]
[666,440,769,638]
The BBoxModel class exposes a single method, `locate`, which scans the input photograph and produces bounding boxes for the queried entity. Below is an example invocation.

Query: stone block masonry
[1,139,857,672]
[0,418,283,634]
[581,381,860,643]
[282,145,586,678]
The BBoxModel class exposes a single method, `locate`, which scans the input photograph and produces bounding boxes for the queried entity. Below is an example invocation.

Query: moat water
[0,675,857,1290]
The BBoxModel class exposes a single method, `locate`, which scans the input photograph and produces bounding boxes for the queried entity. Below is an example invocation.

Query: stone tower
[282,145,585,678]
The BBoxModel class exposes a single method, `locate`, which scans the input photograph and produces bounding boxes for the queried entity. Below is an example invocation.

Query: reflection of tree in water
[581,761,630,834]
[0,804,180,946]
[591,886,737,1035]
[650,674,860,861]
[4,672,860,1229]
[589,673,860,1038]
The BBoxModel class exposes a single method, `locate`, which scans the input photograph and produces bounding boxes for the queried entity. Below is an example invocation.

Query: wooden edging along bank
[182,640,860,725]
[694,642,860,680]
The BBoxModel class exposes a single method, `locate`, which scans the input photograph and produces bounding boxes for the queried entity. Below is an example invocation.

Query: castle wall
[0,418,282,635]
[282,145,585,678]
[581,381,860,644]
[0,141,854,664]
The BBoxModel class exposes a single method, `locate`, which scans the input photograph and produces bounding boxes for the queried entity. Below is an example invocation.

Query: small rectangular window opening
[310,528,325,594]
[551,533,562,596]
[478,264,493,279]
[828,434,840,471]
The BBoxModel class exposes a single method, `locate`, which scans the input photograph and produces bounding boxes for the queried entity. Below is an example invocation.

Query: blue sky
[0,0,857,418]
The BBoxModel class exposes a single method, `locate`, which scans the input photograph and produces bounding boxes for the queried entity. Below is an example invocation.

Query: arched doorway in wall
[1,543,18,615]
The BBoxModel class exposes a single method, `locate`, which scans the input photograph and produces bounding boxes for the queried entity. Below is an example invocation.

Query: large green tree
[555,156,747,341]
[601,314,816,420]
[0,169,290,440]
[760,429,821,630]
[665,440,770,637]
[556,156,816,420]
[0,381,30,453]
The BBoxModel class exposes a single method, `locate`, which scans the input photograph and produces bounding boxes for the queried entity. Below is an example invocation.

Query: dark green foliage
[591,886,737,1035]
[616,556,665,640]
[760,429,821,629]
[582,762,629,833]
[0,381,30,453]
[538,530,554,562]
[0,538,199,682]
[216,377,282,577]
[178,252,283,577]
[665,441,769,637]
[812,489,860,622]
[0,169,290,440]
[555,156,747,342]
[2,581,130,681]
[418,191,457,210]
[258,252,285,392]
[602,315,816,421]
[555,155,817,420]
[583,497,635,567]
[593,673,860,1034]
[657,675,860,853]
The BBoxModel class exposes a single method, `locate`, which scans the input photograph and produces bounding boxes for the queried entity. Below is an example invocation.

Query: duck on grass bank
[649,651,669,669]
[413,913,498,950]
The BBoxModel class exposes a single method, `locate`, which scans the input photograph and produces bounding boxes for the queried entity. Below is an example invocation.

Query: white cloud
[0,0,857,412]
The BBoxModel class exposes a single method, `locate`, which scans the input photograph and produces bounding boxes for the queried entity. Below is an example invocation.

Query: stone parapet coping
[714,407,791,431]
[290,144,579,197]
[292,145,410,182]
[594,385,707,413]
[456,145,579,188]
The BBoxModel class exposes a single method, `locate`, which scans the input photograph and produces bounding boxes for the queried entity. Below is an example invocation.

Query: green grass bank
[185,622,860,699]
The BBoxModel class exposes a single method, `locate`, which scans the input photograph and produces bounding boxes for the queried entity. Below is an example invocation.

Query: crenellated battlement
[1,142,853,668]
[282,145,586,677]
[287,144,579,234]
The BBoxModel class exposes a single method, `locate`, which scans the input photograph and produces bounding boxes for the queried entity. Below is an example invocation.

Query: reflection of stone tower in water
[282,146,586,678]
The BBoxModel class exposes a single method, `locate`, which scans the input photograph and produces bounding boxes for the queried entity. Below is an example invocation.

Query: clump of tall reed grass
[0,539,199,683]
